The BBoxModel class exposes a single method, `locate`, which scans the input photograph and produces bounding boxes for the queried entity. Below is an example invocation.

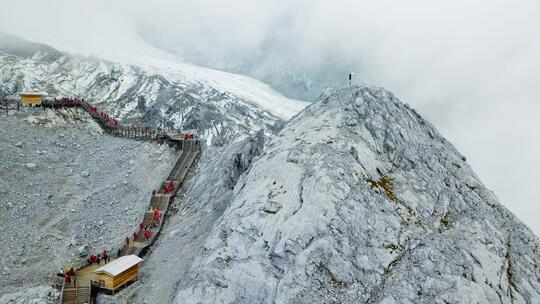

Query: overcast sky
[1,0,539,234]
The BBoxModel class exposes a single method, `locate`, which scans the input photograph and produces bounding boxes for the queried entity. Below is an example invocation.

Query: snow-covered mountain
[0,33,307,145]
[168,85,540,303]
[2,33,539,304]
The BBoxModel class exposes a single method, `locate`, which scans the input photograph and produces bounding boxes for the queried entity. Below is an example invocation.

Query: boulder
[25,163,37,170]
[77,244,88,257]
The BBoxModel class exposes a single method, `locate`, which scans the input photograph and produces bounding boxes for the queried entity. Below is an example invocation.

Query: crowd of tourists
[87,250,110,265]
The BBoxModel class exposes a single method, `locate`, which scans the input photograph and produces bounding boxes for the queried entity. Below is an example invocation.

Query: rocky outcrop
[173,85,540,303]
[127,132,267,304]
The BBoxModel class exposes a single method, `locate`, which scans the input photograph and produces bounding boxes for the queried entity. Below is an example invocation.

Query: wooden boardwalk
[46,98,202,304]
[41,98,186,145]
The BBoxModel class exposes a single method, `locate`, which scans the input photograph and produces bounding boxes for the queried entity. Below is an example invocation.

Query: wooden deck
[74,258,117,287]
[61,260,115,304]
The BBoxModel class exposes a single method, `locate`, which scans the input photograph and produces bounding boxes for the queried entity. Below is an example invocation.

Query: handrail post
[59,280,66,303]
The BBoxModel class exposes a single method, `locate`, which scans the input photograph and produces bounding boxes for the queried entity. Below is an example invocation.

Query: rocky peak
[174,85,540,303]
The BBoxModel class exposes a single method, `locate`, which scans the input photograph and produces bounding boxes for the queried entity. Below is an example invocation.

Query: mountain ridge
[0,34,307,146]
[171,85,540,304]
[1,34,538,304]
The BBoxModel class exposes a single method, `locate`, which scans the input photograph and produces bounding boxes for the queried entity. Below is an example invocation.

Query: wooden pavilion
[19,92,46,106]
[93,255,143,292]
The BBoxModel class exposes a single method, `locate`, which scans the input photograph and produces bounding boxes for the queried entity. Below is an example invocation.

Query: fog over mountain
[0,0,538,235]
[2,2,540,304]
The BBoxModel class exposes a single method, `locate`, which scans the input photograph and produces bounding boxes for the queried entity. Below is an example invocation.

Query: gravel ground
[0,107,177,299]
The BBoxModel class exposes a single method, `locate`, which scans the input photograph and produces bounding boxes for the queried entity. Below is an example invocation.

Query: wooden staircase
[62,286,91,304]
[43,97,203,304]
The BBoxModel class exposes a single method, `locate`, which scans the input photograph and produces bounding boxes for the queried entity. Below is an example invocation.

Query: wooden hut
[93,255,142,292]
[19,92,46,106]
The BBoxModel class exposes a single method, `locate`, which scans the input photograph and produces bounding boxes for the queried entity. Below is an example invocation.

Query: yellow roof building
[93,255,143,292]
[20,92,46,105]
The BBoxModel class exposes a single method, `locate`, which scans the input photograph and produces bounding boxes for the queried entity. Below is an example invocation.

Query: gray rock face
[125,132,267,304]
[0,286,59,304]
[173,86,540,303]
[77,244,89,257]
